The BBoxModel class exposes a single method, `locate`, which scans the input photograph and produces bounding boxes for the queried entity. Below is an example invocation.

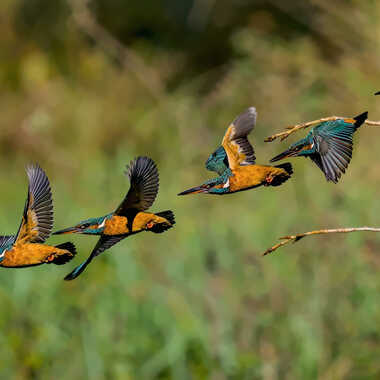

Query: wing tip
[232,107,257,133]
[125,156,159,183]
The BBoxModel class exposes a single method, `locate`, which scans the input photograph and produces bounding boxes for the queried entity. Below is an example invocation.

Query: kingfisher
[270,111,367,183]
[0,164,77,268]
[53,156,175,280]
[178,107,293,195]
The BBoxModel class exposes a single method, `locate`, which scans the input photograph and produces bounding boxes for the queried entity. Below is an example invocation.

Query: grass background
[1,0,380,378]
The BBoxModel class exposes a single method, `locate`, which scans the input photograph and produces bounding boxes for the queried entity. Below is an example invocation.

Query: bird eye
[80,223,90,229]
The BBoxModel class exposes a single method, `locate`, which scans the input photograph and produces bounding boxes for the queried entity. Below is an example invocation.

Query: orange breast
[1,244,66,267]
[103,216,129,235]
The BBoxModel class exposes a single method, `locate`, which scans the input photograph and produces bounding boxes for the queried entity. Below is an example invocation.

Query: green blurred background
[1,0,380,378]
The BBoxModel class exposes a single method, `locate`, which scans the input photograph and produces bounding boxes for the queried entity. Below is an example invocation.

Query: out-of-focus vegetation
[1,0,380,378]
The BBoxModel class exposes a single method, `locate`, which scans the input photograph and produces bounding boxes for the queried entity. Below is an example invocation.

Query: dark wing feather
[222,107,257,169]
[15,164,53,244]
[313,117,364,183]
[91,235,127,258]
[115,157,159,215]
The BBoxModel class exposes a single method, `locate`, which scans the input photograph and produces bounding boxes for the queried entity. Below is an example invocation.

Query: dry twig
[262,227,380,256]
[265,117,380,142]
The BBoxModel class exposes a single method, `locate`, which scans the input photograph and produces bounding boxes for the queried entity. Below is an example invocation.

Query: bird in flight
[0,164,76,268]
[54,157,175,280]
[178,107,293,195]
[270,111,367,183]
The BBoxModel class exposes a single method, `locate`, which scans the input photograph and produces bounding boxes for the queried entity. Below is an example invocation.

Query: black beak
[270,147,300,162]
[53,226,80,235]
[375,91,380,95]
[178,185,209,196]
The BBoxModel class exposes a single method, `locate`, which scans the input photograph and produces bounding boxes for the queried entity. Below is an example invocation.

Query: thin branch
[264,117,380,142]
[262,227,380,256]
[68,0,164,100]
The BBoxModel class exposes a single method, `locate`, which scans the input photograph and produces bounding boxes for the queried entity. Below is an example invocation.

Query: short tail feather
[52,242,77,265]
[151,210,176,233]
[353,111,368,130]
[270,162,293,187]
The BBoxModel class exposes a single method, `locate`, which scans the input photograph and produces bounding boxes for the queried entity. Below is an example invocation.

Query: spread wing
[114,157,159,216]
[14,164,53,244]
[313,113,366,183]
[221,107,257,170]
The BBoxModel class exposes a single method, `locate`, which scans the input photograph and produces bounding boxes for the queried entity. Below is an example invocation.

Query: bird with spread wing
[0,164,76,268]
[178,107,293,195]
[54,156,175,280]
[270,111,367,183]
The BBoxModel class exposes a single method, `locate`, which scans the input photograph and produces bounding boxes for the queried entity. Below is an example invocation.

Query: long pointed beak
[53,226,80,235]
[270,148,300,162]
[178,185,209,196]
[375,91,380,95]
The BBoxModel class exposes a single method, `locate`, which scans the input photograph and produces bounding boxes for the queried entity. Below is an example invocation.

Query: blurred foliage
[1,0,380,378]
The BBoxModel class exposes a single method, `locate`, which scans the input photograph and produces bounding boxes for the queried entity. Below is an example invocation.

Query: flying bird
[0,164,76,268]
[178,107,293,195]
[270,112,367,183]
[54,157,175,280]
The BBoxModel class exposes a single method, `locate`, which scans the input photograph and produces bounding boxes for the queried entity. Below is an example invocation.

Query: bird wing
[64,235,127,280]
[314,114,365,183]
[115,157,159,216]
[205,146,229,174]
[14,164,53,245]
[92,235,127,258]
[0,235,15,251]
[221,107,257,170]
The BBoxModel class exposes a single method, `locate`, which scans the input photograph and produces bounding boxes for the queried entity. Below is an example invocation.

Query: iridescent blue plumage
[205,146,229,175]
[0,236,15,263]
[271,112,367,183]
[53,215,112,235]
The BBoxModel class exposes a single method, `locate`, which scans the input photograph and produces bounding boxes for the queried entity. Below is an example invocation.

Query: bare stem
[265,118,380,142]
[262,227,380,256]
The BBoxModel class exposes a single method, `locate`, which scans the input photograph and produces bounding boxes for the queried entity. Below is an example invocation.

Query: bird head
[53,215,110,235]
[270,137,314,162]
[205,146,229,175]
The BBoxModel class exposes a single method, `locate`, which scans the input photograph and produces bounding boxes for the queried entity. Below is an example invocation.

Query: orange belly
[228,165,284,192]
[103,212,166,235]
[104,215,129,235]
[1,244,69,268]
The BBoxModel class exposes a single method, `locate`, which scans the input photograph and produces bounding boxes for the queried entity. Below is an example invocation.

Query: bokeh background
[1,0,380,378]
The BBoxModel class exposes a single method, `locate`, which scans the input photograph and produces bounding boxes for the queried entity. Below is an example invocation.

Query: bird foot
[45,254,56,263]
[264,175,273,186]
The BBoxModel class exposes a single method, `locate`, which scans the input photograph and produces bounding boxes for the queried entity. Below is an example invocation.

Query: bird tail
[156,210,175,225]
[64,256,93,281]
[150,210,176,233]
[52,242,77,265]
[353,111,368,130]
[270,163,293,187]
